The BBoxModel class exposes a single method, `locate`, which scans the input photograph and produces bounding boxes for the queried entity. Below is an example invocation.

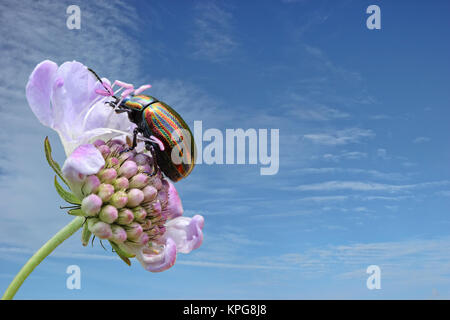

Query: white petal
[62,144,105,198]
[164,215,204,254]
[25,60,58,127]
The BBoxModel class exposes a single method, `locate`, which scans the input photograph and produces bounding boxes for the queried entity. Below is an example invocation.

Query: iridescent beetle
[88,68,196,182]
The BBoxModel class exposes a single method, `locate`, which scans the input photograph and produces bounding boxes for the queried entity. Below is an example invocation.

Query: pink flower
[26,60,205,272]
[26,60,134,156]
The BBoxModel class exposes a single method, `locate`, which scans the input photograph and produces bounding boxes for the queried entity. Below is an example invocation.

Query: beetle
[88,68,196,182]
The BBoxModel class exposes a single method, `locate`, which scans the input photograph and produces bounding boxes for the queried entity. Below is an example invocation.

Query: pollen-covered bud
[110,225,127,243]
[82,175,101,195]
[117,208,134,225]
[113,176,129,191]
[127,188,144,207]
[81,194,102,216]
[110,190,128,208]
[125,222,143,240]
[97,183,115,202]
[118,160,138,179]
[132,206,147,222]
[87,218,112,239]
[129,173,149,189]
[99,205,118,224]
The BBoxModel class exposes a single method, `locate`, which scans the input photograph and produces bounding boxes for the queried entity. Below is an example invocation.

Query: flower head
[27,60,204,272]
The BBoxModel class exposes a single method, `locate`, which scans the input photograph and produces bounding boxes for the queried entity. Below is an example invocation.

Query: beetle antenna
[87,67,115,97]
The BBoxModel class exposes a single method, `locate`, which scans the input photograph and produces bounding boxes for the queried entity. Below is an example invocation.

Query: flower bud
[135,232,150,246]
[125,222,143,240]
[157,190,168,206]
[93,139,106,147]
[141,219,152,230]
[132,206,147,221]
[99,205,118,224]
[118,160,138,179]
[138,164,153,174]
[97,145,111,158]
[129,173,149,189]
[82,175,101,195]
[134,153,152,166]
[152,176,162,190]
[87,218,112,239]
[97,183,115,202]
[107,157,119,168]
[81,194,102,216]
[110,191,128,208]
[117,208,134,225]
[145,200,161,216]
[119,151,135,163]
[110,225,127,243]
[113,176,129,191]
[109,143,125,154]
[127,188,144,207]
[142,185,158,202]
[99,168,117,183]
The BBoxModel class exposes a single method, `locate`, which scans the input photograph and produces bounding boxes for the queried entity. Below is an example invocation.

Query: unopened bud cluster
[80,139,169,247]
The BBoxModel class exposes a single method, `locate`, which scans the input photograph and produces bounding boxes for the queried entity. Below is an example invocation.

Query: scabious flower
[24,60,204,272]
[26,60,133,156]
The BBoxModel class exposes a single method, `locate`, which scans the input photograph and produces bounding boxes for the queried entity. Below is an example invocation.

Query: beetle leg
[131,128,140,150]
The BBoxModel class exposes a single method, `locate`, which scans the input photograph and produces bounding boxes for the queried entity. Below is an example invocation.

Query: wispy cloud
[190,1,237,62]
[295,167,409,182]
[303,128,375,145]
[322,151,367,162]
[413,136,431,144]
[292,180,449,193]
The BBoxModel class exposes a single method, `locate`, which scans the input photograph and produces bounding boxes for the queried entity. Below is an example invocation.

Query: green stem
[1,216,84,300]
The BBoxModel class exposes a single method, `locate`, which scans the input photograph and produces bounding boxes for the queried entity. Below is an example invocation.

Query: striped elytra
[121,95,196,182]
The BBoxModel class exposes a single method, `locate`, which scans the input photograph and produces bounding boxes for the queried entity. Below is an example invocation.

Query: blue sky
[0,0,449,299]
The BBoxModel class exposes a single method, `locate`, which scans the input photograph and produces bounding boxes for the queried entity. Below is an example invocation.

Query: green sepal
[109,241,134,266]
[44,137,70,187]
[81,221,92,246]
[68,208,84,216]
[54,176,81,205]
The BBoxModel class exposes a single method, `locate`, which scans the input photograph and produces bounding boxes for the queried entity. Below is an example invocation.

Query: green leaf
[109,241,134,266]
[81,222,92,246]
[44,137,70,187]
[55,176,81,205]
[68,208,84,216]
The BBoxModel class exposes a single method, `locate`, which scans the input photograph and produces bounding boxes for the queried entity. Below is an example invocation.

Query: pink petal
[164,215,204,254]
[136,238,177,272]
[25,60,58,127]
[163,181,183,219]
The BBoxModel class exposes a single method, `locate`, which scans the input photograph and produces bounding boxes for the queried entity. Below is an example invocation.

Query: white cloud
[413,136,431,144]
[293,180,449,193]
[322,151,367,162]
[190,1,237,62]
[289,105,350,121]
[295,167,408,181]
[303,128,375,145]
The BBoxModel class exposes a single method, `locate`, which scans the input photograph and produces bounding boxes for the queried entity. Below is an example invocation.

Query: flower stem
[1,216,84,300]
